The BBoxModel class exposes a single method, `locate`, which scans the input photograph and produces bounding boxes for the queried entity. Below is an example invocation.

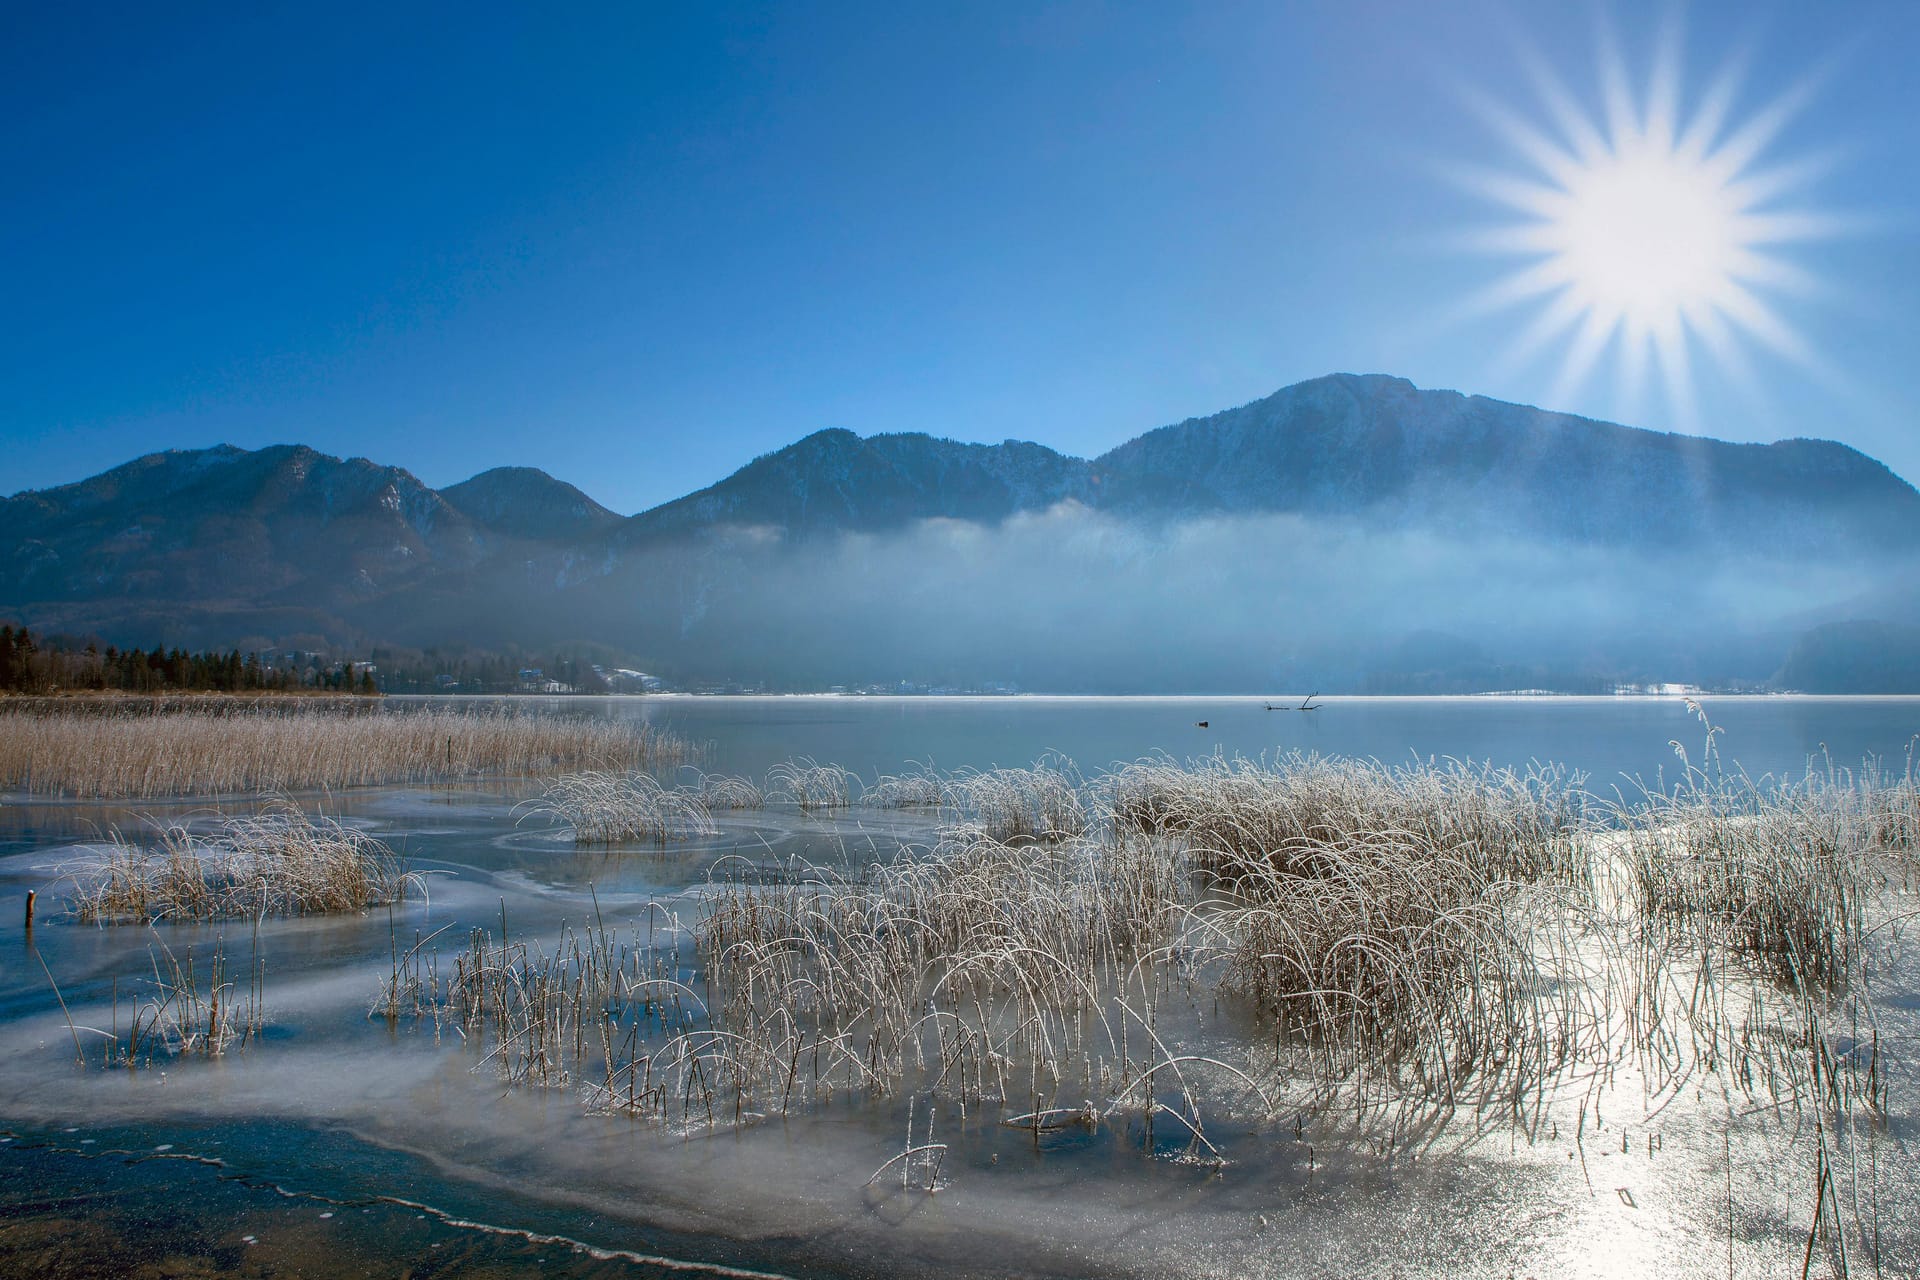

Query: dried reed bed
[1598,754,1915,1270]
[395,829,1215,1143]
[1108,753,1601,1117]
[1603,752,1910,1112]
[384,743,1916,1247]
[66,804,411,923]
[525,772,717,843]
[0,702,691,798]
[1112,751,1588,887]
[1,692,372,717]
[1618,779,1881,992]
[687,829,1196,1125]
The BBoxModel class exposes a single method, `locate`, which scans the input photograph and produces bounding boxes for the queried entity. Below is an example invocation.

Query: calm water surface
[528,693,1920,789]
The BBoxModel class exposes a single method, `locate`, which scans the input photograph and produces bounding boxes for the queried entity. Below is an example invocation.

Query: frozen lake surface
[3,695,1917,1277]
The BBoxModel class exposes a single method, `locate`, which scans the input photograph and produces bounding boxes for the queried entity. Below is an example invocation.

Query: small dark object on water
[1266,691,1321,712]
[23,890,34,930]
[1195,721,1209,729]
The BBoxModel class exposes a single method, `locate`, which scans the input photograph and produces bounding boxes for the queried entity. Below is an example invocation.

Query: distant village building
[516,667,572,693]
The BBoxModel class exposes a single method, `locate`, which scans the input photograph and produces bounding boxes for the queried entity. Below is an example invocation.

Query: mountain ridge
[440,466,624,543]
[5,373,1917,690]
[12,375,1916,552]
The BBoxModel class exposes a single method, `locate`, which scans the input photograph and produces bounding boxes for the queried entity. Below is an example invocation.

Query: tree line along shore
[0,624,375,695]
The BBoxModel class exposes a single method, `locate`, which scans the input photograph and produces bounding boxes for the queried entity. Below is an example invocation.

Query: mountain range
[6,374,1918,691]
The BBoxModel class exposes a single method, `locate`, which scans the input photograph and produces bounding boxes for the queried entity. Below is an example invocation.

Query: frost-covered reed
[698,772,766,810]
[426,903,700,1101]
[1203,821,1587,1110]
[768,758,855,813]
[1611,718,1914,996]
[0,702,691,798]
[1595,750,1911,1270]
[1618,779,1882,992]
[1112,751,1587,886]
[398,827,1209,1140]
[691,828,1193,1121]
[1101,753,1595,1106]
[947,761,1088,841]
[67,804,410,923]
[859,767,949,810]
[526,771,717,843]
[103,937,266,1067]
[383,744,1915,1223]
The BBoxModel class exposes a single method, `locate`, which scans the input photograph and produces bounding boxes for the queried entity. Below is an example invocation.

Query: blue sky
[5,1,1917,513]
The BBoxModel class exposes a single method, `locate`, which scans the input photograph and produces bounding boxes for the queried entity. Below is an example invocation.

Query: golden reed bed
[0,701,692,798]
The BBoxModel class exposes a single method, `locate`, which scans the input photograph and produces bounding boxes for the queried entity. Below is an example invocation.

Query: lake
[2,695,1916,1278]
[542,692,1920,790]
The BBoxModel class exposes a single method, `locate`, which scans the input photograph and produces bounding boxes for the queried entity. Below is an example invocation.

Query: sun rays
[1453,18,1851,429]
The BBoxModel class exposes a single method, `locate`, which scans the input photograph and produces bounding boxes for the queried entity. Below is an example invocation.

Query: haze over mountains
[6,374,1918,692]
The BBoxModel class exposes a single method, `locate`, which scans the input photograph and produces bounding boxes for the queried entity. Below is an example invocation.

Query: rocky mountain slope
[439,466,623,543]
[618,428,1097,542]
[1089,375,1920,553]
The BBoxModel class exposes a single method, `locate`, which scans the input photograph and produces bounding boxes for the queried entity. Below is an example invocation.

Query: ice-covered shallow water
[3,696,1918,1277]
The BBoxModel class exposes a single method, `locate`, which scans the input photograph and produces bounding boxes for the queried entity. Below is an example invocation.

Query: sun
[1553,141,1737,326]
[1455,21,1846,426]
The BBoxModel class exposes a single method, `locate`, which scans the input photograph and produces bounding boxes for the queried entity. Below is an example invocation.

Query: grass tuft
[699,772,766,811]
[768,758,855,813]
[525,772,717,843]
[947,761,1088,842]
[67,803,410,923]
[860,767,949,810]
